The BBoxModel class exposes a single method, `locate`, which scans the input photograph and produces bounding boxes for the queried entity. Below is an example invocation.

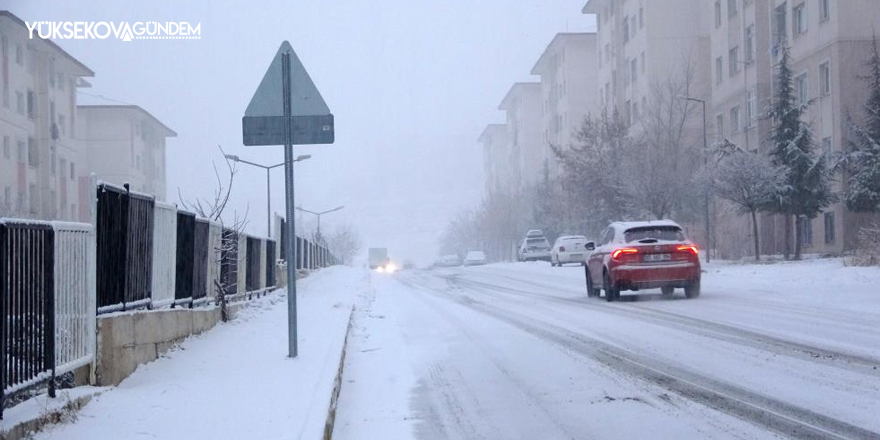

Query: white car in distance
[463,251,488,266]
[550,235,595,267]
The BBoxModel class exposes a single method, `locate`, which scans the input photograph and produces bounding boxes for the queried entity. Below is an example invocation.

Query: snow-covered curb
[0,387,106,440]
[323,306,356,440]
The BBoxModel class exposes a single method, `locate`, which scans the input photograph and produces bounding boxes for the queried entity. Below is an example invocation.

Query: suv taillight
[676,245,699,255]
[611,248,639,260]
[559,246,566,252]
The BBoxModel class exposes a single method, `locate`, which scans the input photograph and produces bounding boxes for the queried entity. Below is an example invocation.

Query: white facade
[498,83,543,189]
[78,105,176,201]
[531,33,599,179]
[478,123,510,195]
[0,11,93,220]
[710,0,880,257]
[584,0,712,128]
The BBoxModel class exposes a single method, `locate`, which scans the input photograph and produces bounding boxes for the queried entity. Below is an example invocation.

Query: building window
[623,16,630,43]
[70,162,75,180]
[2,136,8,159]
[798,216,813,247]
[27,137,38,168]
[58,73,65,91]
[745,25,755,63]
[15,91,23,115]
[630,16,637,38]
[15,44,22,65]
[819,61,831,96]
[50,151,56,175]
[639,7,644,28]
[631,58,638,83]
[640,52,646,74]
[59,114,67,136]
[17,140,25,164]
[794,3,808,35]
[774,3,788,47]
[26,89,35,119]
[1,35,7,108]
[824,212,835,244]
[747,89,757,126]
[729,47,740,76]
[716,114,725,142]
[822,136,832,154]
[716,57,724,84]
[715,1,722,27]
[28,184,37,214]
[796,73,809,105]
[3,187,10,209]
[728,0,737,17]
[820,0,830,21]
[731,106,740,133]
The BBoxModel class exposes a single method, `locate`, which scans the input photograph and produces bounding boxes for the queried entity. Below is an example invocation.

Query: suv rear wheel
[603,271,619,302]
[685,280,701,299]
[585,267,599,298]
[661,286,674,297]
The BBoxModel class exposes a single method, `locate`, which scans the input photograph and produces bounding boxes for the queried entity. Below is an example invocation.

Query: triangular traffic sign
[242,41,334,146]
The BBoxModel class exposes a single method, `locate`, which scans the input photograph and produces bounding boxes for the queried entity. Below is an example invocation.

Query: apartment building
[479,123,511,195]
[710,0,880,257]
[498,82,543,190]
[531,33,599,179]
[584,0,712,128]
[78,105,177,202]
[0,11,94,220]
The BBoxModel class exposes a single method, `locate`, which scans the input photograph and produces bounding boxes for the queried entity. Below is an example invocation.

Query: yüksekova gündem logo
[26,21,201,41]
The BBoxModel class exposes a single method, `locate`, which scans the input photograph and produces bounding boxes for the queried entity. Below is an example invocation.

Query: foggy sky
[3,0,594,266]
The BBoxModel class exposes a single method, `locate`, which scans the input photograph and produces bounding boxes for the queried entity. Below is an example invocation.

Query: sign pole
[282,51,298,358]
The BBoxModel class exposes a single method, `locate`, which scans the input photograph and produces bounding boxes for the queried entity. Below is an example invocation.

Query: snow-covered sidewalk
[33,266,366,440]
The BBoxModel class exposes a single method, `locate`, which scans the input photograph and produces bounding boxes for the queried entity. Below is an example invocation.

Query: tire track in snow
[400,272,880,440]
[447,271,880,378]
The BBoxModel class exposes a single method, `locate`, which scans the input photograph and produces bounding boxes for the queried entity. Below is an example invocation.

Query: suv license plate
[644,254,671,262]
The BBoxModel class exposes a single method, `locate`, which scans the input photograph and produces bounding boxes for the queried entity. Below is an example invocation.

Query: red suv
[585,221,701,301]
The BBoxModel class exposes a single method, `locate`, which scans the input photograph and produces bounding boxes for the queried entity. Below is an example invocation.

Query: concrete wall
[94,303,246,386]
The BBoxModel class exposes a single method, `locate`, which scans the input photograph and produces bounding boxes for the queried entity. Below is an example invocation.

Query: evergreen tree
[767,45,834,260]
[845,35,880,213]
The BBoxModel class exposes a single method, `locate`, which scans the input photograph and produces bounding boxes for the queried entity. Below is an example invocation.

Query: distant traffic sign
[242,41,334,146]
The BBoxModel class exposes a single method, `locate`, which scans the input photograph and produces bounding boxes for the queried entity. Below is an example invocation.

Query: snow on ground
[33,266,365,440]
[333,259,880,439]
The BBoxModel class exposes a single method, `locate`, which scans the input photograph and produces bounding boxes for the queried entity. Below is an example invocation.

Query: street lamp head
[224,154,241,162]
[295,154,312,162]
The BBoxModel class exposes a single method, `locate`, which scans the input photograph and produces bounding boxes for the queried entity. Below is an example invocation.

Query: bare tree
[627,59,703,221]
[326,222,362,265]
[178,145,249,321]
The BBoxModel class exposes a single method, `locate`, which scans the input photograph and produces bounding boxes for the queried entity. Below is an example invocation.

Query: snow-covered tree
[844,35,880,213]
[703,147,785,261]
[767,45,834,260]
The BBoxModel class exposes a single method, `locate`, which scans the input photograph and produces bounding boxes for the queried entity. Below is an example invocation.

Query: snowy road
[333,260,880,440]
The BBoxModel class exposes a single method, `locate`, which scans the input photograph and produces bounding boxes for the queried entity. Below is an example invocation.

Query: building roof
[530,32,596,75]
[478,124,506,143]
[78,105,178,137]
[498,82,541,110]
[582,0,603,14]
[0,11,94,77]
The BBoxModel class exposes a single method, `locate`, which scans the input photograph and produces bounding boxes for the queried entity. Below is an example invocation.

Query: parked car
[585,220,701,302]
[437,255,462,267]
[518,232,551,262]
[463,251,488,266]
[550,235,594,267]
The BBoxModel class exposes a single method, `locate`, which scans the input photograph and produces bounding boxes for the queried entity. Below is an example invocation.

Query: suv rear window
[624,226,684,243]
[526,238,549,248]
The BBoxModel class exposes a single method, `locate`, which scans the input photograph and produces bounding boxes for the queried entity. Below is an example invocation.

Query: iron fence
[192,219,210,306]
[52,222,95,376]
[246,237,262,292]
[0,220,56,417]
[174,211,196,307]
[265,240,276,287]
[95,183,154,313]
[151,202,178,309]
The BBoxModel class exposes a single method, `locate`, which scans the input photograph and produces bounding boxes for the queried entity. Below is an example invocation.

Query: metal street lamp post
[295,205,344,243]
[678,96,711,263]
[224,154,311,236]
